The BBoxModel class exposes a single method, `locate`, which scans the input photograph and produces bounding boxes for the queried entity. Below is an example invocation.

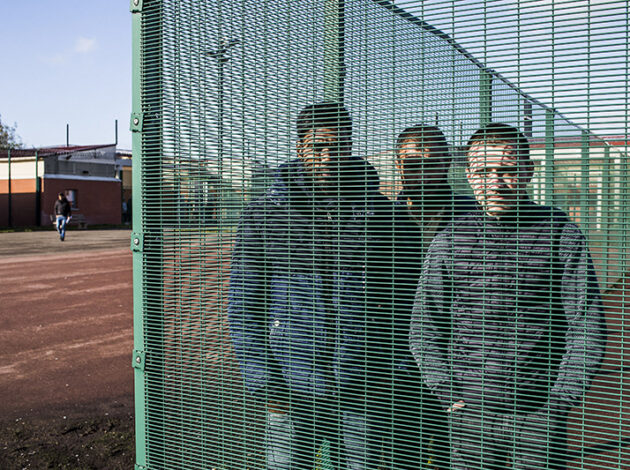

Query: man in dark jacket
[395,124,473,469]
[410,123,606,469]
[54,192,72,241]
[228,102,418,469]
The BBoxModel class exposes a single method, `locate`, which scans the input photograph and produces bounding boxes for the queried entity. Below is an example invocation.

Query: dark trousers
[265,398,382,470]
[265,394,436,470]
[393,376,449,469]
[450,403,568,470]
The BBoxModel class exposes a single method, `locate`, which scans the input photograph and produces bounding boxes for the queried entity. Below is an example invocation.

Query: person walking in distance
[54,192,72,241]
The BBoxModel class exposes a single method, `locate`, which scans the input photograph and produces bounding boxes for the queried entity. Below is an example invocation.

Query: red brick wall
[0,179,38,227]
[42,178,122,226]
[0,177,121,227]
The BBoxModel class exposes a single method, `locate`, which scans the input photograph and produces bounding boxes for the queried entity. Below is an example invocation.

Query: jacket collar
[475,197,542,230]
[396,186,453,202]
[270,157,380,216]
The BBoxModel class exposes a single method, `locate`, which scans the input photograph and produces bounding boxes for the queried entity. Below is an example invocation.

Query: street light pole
[206,38,239,223]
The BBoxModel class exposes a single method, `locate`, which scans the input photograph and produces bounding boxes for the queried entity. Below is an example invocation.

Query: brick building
[0,144,130,228]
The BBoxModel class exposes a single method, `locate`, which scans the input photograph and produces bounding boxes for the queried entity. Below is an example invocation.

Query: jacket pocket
[269,315,286,353]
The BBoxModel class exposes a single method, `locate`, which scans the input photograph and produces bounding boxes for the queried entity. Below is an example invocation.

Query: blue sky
[0,1,626,152]
[398,0,629,137]
[0,1,131,149]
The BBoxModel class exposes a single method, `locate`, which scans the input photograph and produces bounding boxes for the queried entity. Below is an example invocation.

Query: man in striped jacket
[410,123,606,470]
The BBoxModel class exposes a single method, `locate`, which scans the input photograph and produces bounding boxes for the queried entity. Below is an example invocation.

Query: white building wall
[0,158,43,180]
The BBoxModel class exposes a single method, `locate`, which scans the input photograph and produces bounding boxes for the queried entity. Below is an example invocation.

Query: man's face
[297,127,347,189]
[396,140,449,193]
[466,142,532,218]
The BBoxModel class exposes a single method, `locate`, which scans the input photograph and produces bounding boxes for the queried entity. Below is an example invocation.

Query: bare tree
[0,114,23,150]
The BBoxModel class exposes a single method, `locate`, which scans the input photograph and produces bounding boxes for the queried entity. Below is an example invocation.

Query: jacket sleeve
[550,223,606,409]
[227,203,286,400]
[409,233,455,408]
[391,206,423,373]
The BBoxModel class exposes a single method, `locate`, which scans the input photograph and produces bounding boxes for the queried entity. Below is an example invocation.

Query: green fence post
[581,131,590,232]
[621,145,629,288]
[35,150,41,226]
[136,0,169,467]
[544,109,555,207]
[324,0,345,102]
[130,0,147,468]
[601,145,611,286]
[480,69,493,126]
[7,148,11,227]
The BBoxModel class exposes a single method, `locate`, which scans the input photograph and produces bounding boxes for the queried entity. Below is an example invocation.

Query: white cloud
[41,37,96,66]
[74,37,96,54]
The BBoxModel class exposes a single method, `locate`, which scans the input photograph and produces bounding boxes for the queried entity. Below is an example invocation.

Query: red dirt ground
[0,229,628,469]
[0,229,134,469]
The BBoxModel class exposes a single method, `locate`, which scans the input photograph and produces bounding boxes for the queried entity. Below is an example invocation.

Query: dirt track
[0,229,134,469]
[1,228,628,469]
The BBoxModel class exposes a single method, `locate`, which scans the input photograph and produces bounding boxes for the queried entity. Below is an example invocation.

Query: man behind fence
[410,123,606,469]
[228,102,419,469]
[395,124,474,469]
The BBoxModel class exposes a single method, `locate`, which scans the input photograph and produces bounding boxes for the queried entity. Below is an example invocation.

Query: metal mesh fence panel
[132,1,629,468]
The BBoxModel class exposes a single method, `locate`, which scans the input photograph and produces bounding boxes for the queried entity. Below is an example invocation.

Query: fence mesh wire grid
[131,1,630,469]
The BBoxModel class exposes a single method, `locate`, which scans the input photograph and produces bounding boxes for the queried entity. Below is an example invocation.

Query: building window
[65,189,78,209]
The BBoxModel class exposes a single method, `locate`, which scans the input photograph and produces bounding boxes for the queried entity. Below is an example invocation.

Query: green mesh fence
[132,1,629,469]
